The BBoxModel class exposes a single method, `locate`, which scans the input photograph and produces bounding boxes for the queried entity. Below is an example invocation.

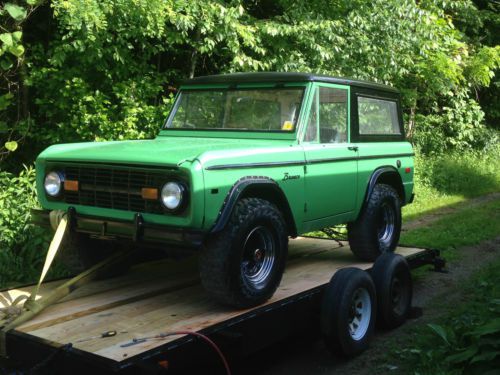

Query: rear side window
[358,97,400,135]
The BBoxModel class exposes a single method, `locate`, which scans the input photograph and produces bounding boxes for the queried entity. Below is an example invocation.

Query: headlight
[44,171,64,197]
[161,182,184,210]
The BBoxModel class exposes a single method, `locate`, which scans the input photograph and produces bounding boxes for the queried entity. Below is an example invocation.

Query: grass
[388,257,500,375]
[401,199,500,261]
[402,149,500,223]
[384,185,500,374]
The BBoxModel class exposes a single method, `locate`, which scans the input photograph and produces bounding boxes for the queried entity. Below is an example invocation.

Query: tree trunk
[407,106,416,139]
[189,28,201,79]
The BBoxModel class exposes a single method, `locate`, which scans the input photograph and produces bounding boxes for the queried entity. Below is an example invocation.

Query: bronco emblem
[282,172,300,181]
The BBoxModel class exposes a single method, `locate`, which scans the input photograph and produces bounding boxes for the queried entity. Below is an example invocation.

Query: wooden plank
[16,238,339,331]
[0,280,66,309]
[16,257,200,332]
[17,239,425,362]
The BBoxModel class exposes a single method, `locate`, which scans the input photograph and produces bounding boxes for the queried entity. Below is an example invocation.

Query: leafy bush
[414,146,500,198]
[0,166,57,287]
[401,146,500,222]
[396,259,500,374]
[0,0,497,161]
[411,97,496,154]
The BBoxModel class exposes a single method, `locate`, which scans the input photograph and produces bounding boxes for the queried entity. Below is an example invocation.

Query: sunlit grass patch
[401,199,500,260]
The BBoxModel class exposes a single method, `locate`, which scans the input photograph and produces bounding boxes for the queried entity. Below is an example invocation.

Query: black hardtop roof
[183,72,399,93]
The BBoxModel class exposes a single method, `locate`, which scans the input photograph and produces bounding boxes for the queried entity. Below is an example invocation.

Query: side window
[303,90,318,142]
[319,87,348,143]
[358,97,400,135]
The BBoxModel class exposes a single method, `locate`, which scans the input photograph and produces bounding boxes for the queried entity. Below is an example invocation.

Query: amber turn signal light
[141,187,159,200]
[64,180,79,191]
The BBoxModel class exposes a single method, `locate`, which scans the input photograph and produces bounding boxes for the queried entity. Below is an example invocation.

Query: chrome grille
[62,165,167,214]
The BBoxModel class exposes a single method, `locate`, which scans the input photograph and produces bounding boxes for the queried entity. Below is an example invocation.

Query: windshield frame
[162,83,308,135]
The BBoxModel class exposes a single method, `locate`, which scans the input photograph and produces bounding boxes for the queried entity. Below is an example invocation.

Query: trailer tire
[348,183,401,261]
[60,233,130,278]
[321,268,376,357]
[200,198,288,308]
[371,253,412,329]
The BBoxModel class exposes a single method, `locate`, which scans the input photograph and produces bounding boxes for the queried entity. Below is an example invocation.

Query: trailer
[0,237,443,374]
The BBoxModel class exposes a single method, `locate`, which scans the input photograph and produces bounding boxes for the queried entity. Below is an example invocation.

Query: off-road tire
[321,267,377,357]
[347,184,401,261]
[371,253,412,329]
[199,198,288,308]
[59,232,130,278]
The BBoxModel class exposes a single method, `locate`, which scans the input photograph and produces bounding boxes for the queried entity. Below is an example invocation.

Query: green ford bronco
[34,72,414,308]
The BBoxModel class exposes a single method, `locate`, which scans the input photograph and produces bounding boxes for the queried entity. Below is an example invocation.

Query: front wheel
[199,198,288,308]
[348,184,402,261]
[59,232,130,278]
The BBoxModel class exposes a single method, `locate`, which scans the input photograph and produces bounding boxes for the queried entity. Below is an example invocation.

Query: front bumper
[31,208,206,249]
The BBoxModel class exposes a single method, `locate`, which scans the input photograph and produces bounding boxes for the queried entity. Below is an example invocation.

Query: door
[302,83,358,222]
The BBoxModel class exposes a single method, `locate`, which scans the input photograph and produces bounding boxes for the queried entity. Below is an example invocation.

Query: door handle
[348,146,358,152]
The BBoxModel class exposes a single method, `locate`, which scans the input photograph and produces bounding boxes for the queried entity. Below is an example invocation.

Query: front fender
[210,176,297,236]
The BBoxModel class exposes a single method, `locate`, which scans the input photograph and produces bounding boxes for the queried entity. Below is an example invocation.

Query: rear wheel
[348,184,401,261]
[199,198,288,308]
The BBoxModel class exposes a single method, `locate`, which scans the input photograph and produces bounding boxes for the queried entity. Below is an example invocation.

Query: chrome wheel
[241,226,276,290]
[348,287,371,341]
[377,201,395,247]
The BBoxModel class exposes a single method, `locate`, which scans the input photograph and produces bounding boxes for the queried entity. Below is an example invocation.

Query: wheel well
[375,171,405,202]
[240,185,298,237]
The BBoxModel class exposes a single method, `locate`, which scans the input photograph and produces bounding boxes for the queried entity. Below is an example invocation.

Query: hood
[36,137,289,168]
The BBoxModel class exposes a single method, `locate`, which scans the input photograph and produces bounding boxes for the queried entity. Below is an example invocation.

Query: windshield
[165,87,305,132]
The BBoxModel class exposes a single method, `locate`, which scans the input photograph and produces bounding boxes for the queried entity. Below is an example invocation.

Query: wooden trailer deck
[0,237,438,372]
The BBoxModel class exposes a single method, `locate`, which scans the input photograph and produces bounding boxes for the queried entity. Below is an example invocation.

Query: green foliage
[411,97,494,154]
[401,199,500,258]
[0,166,58,287]
[465,45,500,87]
[402,146,500,222]
[26,0,254,143]
[4,3,27,22]
[395,258,500,374]
[0,0,496,157]
[0,0,42,163]
[415,148,500,197]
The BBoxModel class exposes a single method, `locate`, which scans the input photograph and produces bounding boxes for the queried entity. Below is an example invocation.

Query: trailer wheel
[347,183,401,261]
[200,198,288,308]
[321,268,376,356]
[371,253,412,329]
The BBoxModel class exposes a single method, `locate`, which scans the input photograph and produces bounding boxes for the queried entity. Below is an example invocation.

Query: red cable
[161,331,231,375]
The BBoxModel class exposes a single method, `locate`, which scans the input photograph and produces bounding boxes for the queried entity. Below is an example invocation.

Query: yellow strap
[1,215,68,356]
[29,215,68,301]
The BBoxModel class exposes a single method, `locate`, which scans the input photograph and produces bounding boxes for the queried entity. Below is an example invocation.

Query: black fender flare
[362,166,404,209]
[210,176,297,236]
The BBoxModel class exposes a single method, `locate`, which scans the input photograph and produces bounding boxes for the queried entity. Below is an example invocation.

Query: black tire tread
[371,253,412,329]
[348,183,401,261]
[321,267,377,357]
[199,197,288,308]
[59,233,129,278]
